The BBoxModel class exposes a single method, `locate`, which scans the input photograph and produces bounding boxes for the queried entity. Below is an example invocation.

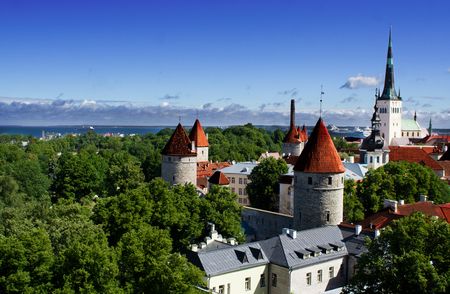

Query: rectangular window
[376,156,380,163]
[245,277,251,291]
[239,178,243,185]
[244,178,247,185]
[238,198,242,204]
[317,270,322,283]
[260,274,266,287]
[328,177,332,185]
[271,273,277,287]
[308,177,312,185]
[239,188,242,195]
[306,272,312,285]
[227,283,230,294]
[218,285,225,294]
[329,266,334,278]
[326,210,330,222]
[231,177,235,184]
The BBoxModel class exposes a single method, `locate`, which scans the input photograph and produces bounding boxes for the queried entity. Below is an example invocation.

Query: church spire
[380,28,400,100]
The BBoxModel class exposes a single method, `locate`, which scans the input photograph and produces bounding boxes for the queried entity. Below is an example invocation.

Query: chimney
[420,195,428,202]
[383,199,398,213]
[355,224,362,236]
[228,238,237,246]
[191,244,198,252]
[398,199,404,205]
[290,99,295,127]
[348,156,355,163]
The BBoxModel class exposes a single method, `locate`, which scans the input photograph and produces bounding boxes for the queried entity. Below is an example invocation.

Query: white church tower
[376,29,402,147]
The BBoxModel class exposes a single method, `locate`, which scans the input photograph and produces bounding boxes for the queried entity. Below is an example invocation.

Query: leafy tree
[343,179,364,223]
[105,151,144,195]
[200,185,244,243]
[117,223,204,293]
[344,213,450,294]
[357,161,450,214]
[247,158,288,211]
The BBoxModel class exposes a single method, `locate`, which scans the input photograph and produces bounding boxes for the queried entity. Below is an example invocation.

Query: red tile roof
[197,161,231,178]
[283,155,299,165]
[189,119,209,147]
[294,118,345,173]
[161,123,196,156]
[208,171,230,185]
[389,146,443,171]
[301,125,308,141]
[354,201,450,231]
[283,125,300,144]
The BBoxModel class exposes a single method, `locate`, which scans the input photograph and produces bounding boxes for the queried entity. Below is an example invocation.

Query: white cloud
[0,97,448,128]
[340,75,379,89]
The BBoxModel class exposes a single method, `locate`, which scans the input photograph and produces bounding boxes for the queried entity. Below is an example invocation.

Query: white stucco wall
[223,172,251,206]
[196,146,209,162]
[377,99,402,147]
[207,264,268,294]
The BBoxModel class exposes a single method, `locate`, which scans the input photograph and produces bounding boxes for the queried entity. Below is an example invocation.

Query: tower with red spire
[293,118,345,230]
[161,123,197,185]
[189,119,209,162]
[282,99,305,156]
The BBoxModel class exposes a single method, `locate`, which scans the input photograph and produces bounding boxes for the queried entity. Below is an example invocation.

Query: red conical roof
[294,118,344,173]
[208,171,230,185]
[302,125,308,141]
[189,119,209,147]
[162,123,196,156]
[283,125,300,143]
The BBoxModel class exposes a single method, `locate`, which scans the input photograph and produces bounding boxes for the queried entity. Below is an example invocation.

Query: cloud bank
[340,75,379,89]
[0,97,448,128]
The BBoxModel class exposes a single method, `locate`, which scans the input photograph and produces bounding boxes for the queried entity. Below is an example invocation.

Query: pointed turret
[414,111,417,121]
[379,29,400,100]
[293,118,345,230]
[162,123,196,156]
[302,125,308,141]
[189,119,209,162]
[428,118,433,136]
[189,119,209,147]
[294,118,344,173]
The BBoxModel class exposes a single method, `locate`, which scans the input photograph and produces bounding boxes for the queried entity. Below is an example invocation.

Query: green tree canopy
[247,157,288,211]
[344,213,450,294]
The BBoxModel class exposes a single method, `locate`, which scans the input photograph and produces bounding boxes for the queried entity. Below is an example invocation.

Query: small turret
[189,119,209,162]
[282,99,304,156]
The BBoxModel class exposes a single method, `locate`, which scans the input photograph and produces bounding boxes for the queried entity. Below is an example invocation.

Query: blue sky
[0,0,449,127]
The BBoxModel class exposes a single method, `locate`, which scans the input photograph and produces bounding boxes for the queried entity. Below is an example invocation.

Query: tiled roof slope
[283,125,300,143]
[302,125,308,141]
[389,146,443,171]
[208,171,230,185]
[294,118,345,173]
[161,123,196,156]
[189,119,209,147]
[197,161,231,178]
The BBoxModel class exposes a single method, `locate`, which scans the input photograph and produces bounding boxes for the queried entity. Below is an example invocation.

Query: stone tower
[189,119,209,162]
[360,92,389,169]
[282,99,304,156]
[161,123,197,185]
[293,118,345,230]
[376,29,402,147]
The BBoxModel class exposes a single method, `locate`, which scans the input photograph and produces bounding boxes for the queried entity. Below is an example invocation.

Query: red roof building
[189,119,209,147]
[389,146,444,175]
[208,171,230,186]
[161,123,196,156]
[351,201,450,232]
[294,118,345,173]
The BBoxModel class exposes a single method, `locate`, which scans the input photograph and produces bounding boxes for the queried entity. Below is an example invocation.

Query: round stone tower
[189,119,209,162]
[293,118,345,231]
[161,123,197,186]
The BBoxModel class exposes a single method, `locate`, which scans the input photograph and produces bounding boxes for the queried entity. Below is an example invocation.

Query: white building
[221,162,258,206]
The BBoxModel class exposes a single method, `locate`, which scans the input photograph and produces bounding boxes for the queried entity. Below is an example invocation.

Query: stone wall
[196,146,209,162]
[161,155,197,186]
[293,172,344,230]
[242,207,293,242]
[282,142,303,157]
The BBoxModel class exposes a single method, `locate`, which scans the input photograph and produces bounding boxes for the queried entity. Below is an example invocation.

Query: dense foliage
[343,213,450,294]
[247,157,288,211]
[0,130,251,293]
[356,161,450,215]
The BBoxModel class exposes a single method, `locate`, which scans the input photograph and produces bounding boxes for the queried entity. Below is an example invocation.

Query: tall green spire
[379,28,400,100]
[428,118,432,136]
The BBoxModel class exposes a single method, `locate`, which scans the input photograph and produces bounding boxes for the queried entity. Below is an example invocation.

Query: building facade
[221,162,258,206]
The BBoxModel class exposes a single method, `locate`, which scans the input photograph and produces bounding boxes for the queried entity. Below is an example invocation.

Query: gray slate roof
[190,226,360,276]
[220,162,258,175]
[343,163,368,181]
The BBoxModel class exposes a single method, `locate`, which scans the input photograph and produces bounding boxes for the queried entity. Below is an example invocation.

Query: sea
[0,125,449,139]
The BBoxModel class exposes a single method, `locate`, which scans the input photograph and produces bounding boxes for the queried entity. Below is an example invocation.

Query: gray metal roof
[259,226,347,269]
[220,162,258,175]
[195,242,269,276]
[343,163,368,181]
